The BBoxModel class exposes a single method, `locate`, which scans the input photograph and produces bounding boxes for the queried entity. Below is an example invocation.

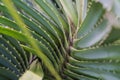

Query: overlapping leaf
[0,0,120,80]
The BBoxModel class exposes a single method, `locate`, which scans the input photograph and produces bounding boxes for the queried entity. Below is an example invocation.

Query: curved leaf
[77,1,105,38]
[75,19,111,48]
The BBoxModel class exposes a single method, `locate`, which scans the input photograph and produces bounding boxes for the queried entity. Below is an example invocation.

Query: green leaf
[0,1,65,62]
[12,0,67,58]
[77,1,105,38]
[0,26,59,70]
[21,15,63,59]
[75,19,110,48]
[69,43,120,79]
[0,55,20,75]
[0,26,28,43]
[0,68,18,80]
[72,45,120,61]
[0,16,20,31]
[2,35,28,70]
[76,0,87,24]
[35,0,68,31]
[0,44,22,73]
[70,58,120,72]
[0,13,63,63]
[2,0,61,78]
[21,44,59,71]
[103,28,120,44]
[12,0,63,41]
[64,69,96,80]
[67,64,120,80]
[59,0,78,26]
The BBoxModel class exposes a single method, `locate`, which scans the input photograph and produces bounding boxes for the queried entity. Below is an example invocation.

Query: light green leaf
[75,19,110,48]
[77,1,105,38]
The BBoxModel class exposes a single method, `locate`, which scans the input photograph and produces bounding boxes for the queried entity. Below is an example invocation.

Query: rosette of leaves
[0,0,120,80]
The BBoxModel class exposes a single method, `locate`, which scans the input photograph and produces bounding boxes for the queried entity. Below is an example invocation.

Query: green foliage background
[0,0,120,80]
